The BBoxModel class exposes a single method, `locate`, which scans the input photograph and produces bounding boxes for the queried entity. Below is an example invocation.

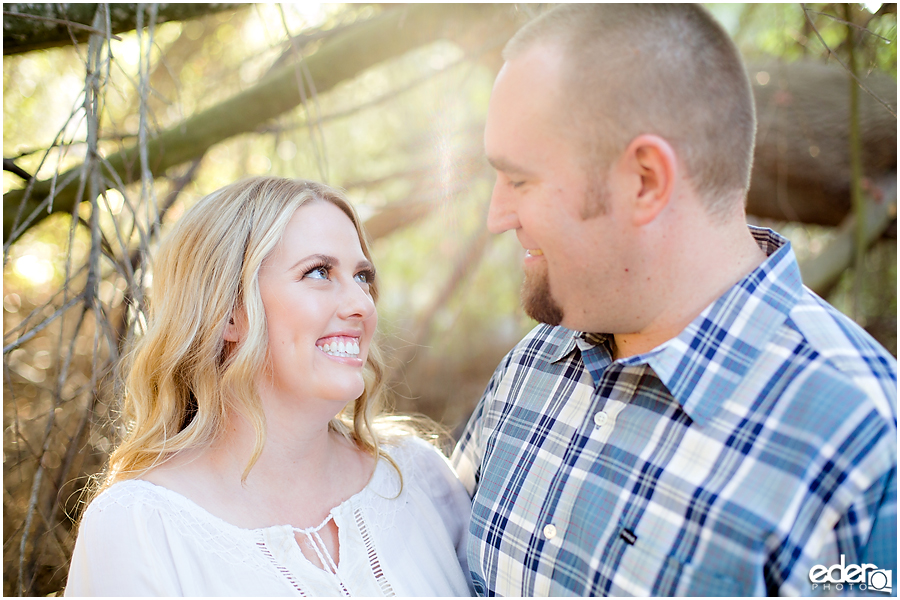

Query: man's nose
[486,178,520,234]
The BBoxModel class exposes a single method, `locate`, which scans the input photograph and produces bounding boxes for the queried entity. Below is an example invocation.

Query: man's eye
[509,180,525,189]
[305,266,329,280]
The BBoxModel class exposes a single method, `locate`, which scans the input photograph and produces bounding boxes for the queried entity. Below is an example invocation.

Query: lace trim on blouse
[256,540,310,596]
[354,508,395,596]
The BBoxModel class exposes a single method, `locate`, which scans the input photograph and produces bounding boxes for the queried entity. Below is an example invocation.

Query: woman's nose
[337,279,376,321]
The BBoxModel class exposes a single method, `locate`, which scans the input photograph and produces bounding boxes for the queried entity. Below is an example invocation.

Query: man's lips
[524,248,545,265]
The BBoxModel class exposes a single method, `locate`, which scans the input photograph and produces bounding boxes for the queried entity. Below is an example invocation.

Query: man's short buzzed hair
[504,4,756,219]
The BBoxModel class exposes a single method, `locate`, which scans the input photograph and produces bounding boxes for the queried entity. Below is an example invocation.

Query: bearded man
[451,4,897,596]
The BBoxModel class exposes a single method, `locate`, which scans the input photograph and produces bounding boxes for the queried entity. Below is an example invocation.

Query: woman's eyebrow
[289,253,337,272]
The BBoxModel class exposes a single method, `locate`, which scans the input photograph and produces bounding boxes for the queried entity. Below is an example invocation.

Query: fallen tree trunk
[746,60,897,225]
[799,173,897,297]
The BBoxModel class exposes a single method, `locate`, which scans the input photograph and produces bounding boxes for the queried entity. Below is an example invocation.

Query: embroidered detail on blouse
[354,507,395,597]
[256,540,308,596]
[86,481,290,589]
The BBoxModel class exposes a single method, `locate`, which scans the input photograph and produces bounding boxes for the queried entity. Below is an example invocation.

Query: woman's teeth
[320,340,360,357]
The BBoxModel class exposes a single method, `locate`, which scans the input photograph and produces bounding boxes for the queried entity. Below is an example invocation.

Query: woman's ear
[224,307,247,342]
[621,134,678,227]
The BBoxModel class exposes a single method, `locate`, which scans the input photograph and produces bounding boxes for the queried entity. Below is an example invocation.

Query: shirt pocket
[616,541,747,597]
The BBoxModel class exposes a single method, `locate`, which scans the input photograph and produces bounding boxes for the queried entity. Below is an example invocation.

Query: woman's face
[255,200,377,411]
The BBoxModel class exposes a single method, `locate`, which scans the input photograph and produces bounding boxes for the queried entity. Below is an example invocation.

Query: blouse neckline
[123,451,392,535]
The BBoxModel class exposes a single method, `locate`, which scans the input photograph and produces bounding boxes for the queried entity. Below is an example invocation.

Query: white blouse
[65,436,473,596]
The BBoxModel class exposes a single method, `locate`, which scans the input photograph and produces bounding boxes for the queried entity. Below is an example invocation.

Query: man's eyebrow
[486,155,533,176]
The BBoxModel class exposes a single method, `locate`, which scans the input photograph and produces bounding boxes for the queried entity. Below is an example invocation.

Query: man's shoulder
[779,288,896,419]
[789,289,895,364]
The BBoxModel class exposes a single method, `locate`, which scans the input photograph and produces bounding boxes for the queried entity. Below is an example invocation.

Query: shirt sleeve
[780,447,897,595]
[65,492,183,596]
[408,438,472,563]
[860,467,897,574]
[393,435,472,595]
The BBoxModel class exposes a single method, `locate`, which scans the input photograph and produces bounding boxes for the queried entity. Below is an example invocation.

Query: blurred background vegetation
[3,3,896,595]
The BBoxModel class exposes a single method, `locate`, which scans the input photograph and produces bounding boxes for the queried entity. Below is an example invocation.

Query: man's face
[484,44,633,333]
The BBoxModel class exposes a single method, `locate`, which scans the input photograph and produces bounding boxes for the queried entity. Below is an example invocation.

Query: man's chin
[522,270,564,326]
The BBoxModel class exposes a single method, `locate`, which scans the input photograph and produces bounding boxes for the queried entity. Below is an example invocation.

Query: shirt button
[543,524,557,540]
[593,411,609,427]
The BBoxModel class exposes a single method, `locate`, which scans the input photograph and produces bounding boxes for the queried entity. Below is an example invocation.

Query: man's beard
[520,171,608,327]
[522,266,564,326]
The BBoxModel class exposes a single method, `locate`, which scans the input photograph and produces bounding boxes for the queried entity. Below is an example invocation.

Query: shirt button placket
[542,524,557,540]
[593,411,609,427]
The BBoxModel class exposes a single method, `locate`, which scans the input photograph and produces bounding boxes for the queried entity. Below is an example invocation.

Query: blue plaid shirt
[452,227,897,596]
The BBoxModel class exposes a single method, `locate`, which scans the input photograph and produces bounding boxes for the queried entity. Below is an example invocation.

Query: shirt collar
[638,226,803,426]
[546,330,613,363]
[562,226,804,427]
[547,329,580,363]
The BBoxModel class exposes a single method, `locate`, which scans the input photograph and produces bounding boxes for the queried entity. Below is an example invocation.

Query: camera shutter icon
[867,569,892,594]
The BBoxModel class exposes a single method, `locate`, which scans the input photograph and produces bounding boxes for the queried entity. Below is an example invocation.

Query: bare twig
[801,4,897,118]
[137,3,162,231]
[3,159,33,181]
[3,295,85,354]
[278,4,329,182]
[804,9,893,42]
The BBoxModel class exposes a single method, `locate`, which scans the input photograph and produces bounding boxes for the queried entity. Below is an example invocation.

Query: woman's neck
[143,409,373,531]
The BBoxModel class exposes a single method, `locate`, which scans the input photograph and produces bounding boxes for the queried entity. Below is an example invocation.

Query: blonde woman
[65,177,472,596]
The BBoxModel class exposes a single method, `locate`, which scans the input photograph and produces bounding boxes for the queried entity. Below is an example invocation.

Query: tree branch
[3,3,241,55]
[2,10,122,41]
[3,4,520,244]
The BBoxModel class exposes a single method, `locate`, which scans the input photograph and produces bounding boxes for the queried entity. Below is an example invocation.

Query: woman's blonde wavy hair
[99,176,395,493]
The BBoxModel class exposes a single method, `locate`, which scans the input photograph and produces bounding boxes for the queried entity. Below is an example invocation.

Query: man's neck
[611,219,767,360]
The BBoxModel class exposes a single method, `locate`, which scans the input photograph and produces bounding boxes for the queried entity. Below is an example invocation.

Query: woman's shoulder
[379,432,449,471]
[77,480,191,546]
[68,482,269,595]
[83,479,170,519]
[81,478,247,539]
[377,434,467,501]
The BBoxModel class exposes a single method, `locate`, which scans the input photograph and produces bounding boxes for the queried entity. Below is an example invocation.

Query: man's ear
[621,134,678,226]
[223,307,247,343]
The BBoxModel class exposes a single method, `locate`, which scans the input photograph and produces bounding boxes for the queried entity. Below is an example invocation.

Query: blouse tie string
[293,514,349,596]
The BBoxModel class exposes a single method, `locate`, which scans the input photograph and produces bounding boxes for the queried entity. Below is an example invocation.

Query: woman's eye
[354,271,372,284]
[305,266,329,280]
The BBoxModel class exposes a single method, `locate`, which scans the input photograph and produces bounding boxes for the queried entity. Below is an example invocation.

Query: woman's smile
[317,334,363,362]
